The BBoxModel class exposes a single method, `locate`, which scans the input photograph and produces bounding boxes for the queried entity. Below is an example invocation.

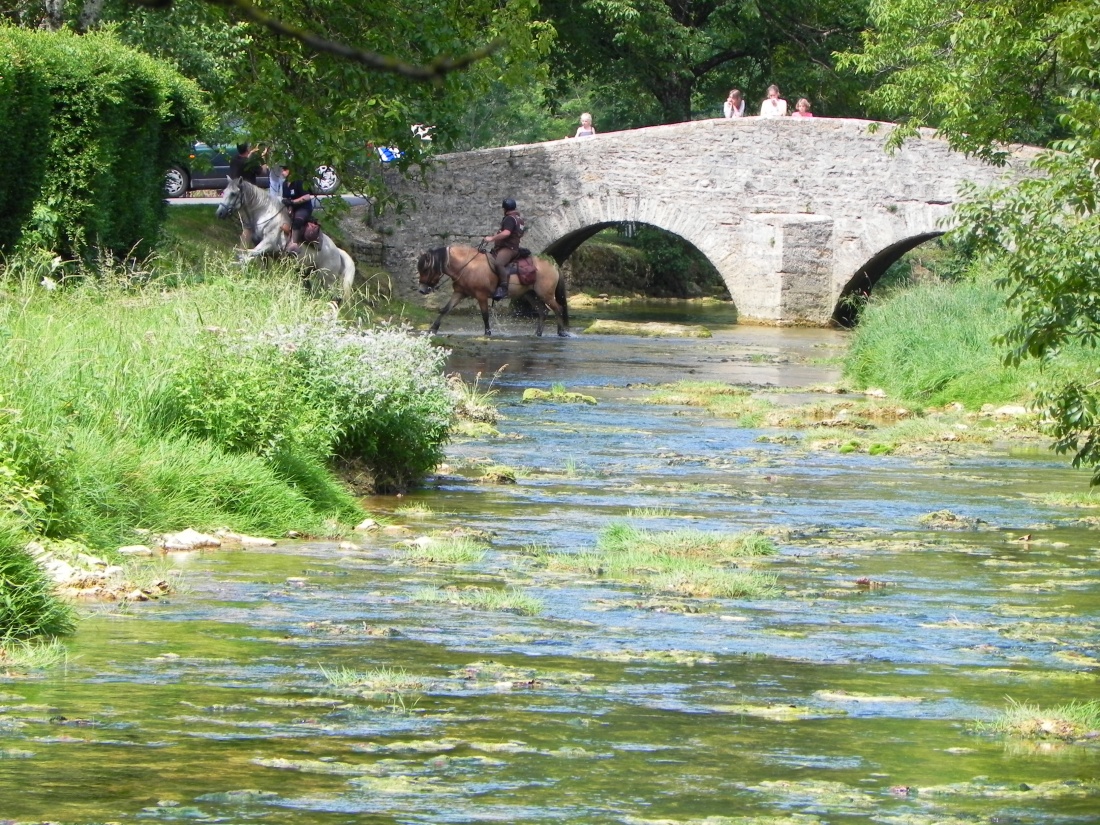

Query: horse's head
[215,176,241,220]
[417,248,446,293]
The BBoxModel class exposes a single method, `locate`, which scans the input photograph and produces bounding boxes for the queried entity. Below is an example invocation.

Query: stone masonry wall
[375,118,1037,325]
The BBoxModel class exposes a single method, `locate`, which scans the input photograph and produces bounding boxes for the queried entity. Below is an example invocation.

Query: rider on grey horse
[485,197,525,301]
[280,165,314,255]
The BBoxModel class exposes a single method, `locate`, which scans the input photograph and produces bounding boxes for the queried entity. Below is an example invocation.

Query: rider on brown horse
[486,197,525,301]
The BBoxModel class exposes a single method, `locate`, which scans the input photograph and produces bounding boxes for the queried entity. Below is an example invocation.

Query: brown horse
[417,245,570,337]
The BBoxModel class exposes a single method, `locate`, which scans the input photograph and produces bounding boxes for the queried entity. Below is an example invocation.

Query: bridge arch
[547,222,730,301]
[832,231,944,326]
[376,118,1037,325]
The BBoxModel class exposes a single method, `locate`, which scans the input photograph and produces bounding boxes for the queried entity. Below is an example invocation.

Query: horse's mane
[423,246,449,277]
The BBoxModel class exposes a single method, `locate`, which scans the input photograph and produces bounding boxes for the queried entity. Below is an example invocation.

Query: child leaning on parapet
[791,98,814,118]
[570,113,596,138]
[723,89,745,118]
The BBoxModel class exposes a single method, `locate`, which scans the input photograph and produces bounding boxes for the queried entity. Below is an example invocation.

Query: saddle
[303,220,322,246]
[488,247,536,286]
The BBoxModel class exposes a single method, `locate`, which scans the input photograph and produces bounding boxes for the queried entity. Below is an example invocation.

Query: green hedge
[0,26,206,259]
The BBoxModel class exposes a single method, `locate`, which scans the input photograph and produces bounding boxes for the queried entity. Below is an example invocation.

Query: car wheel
[313,166,339,195]
[164,166,189,198]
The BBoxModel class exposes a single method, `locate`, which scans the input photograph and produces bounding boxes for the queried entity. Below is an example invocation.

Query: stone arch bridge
[375,118,1036,325]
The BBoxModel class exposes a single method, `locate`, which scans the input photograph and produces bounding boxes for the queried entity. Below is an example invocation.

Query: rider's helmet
[502,197,517,211]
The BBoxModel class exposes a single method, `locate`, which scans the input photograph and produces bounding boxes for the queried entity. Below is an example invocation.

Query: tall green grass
[845,274,1027,406]
[0,515,75,640]
[844,270,1092,408]
[536,522,779,599]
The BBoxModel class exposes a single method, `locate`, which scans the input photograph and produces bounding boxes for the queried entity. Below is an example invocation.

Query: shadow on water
[2,304,1098,823]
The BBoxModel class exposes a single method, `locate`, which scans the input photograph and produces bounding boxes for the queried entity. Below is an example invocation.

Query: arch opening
[544,221,734,306]
[832,232,943,327]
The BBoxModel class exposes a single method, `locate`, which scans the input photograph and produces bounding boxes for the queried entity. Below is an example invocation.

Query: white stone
[354,518,379,531]
[118,545,154,556]
[159,528,222,551]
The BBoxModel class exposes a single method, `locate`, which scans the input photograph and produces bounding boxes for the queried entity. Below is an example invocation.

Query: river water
[1,303,1098,824]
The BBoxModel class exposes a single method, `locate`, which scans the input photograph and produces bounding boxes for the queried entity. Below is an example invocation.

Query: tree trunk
[651,76,694,123]
[40,0,64,29]
[78,0,106,31]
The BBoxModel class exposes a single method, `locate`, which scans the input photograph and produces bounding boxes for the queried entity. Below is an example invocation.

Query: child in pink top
[791,98,814,118]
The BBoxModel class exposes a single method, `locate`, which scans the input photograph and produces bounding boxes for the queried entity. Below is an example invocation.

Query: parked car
[164,143,339,197]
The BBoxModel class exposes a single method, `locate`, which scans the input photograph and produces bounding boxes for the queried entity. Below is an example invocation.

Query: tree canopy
[3,0,553,196]
[541,0,868,127]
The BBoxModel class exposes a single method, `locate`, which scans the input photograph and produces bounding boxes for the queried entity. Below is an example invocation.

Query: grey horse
[215,177,357,304]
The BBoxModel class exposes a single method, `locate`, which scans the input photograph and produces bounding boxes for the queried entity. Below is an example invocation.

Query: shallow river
[2,303,1098,824]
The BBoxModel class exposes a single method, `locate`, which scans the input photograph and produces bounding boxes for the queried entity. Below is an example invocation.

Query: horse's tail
[555,265,569,327]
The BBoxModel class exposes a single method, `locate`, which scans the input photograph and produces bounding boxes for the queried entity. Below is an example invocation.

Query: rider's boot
[492,273,509,301]
[288,229,302,256]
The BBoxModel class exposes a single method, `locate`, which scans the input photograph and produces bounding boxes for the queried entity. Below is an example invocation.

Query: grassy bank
[0,238,454,641]
[844,269,1090,409]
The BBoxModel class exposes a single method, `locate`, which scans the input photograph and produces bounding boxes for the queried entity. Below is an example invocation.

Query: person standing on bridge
[486,197,525,301]
[760,85,788,117]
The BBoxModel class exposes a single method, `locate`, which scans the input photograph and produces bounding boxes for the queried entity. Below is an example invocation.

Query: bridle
[420,245,484,291]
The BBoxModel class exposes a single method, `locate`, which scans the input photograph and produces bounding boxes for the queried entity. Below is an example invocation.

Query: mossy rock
[584,319,712,338]
[522,388,597,405]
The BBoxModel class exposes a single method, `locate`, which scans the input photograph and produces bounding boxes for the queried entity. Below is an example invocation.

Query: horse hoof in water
[558,330,571,338]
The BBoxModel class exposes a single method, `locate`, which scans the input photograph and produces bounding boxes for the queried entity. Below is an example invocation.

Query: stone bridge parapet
[375,118,1037,325]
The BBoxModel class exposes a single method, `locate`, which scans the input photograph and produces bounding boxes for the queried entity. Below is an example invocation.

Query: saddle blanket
[516,254,537,286]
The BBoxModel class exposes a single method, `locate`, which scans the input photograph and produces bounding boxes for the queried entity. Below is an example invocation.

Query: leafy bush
[0,26,206,258]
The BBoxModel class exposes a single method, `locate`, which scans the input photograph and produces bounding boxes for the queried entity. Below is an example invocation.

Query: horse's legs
[430,291,465,334]
[477,296,492,336]
[525,293,546,337]
[541,292,567,336]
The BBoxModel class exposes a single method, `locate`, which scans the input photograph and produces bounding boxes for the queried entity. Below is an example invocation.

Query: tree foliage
[541,0,868,127]
[3,0,553,200]
[844,0,1100,482]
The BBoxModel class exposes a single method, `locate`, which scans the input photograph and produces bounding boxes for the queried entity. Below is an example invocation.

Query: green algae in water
[623,817,824,825]
[741,779,876,812]
[917,778,1100,798]
[813,690,925,704]
[710,703,847,721]
[588,649,717,665]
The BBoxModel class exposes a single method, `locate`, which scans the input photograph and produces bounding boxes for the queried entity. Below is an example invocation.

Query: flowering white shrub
[171,315,454,493]
[271,317,454,491]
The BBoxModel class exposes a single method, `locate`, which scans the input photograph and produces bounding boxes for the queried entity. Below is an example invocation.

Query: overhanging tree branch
[129,0,503,80]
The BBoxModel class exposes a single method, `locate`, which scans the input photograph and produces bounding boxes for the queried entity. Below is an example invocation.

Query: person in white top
[723,89,745,118]
[572,113,596,138]
[759,85,788,118]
